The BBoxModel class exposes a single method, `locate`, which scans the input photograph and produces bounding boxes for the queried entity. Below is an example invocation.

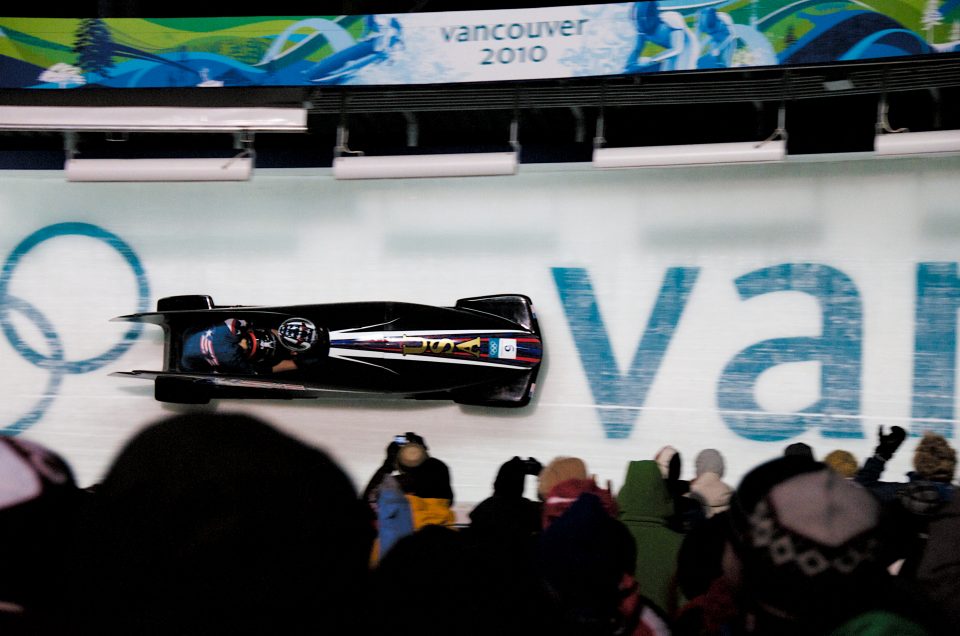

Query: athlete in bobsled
[181,317,320,375]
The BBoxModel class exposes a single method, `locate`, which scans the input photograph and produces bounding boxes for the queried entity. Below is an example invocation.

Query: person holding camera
[365,432,456,563]
[361,431,429,509]
[468,456,544,553]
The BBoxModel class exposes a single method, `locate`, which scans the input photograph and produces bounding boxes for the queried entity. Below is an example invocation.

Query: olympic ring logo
[0,222,150,435]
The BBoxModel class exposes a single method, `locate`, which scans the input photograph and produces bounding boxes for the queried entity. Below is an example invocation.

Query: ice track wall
[2,157,959,506]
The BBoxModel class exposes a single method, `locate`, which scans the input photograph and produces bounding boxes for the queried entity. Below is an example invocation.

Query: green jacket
[617,460,685,616]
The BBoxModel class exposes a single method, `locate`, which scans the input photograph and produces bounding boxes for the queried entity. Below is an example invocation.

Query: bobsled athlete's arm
[271,359,299,374]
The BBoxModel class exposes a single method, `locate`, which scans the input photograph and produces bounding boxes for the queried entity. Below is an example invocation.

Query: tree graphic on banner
[73,18,116,79]
[922,0,944,42]
[783,25,797,48]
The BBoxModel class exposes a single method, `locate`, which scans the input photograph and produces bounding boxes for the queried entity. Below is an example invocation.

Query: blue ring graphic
[0,222,150,435]
[1,296,65,434]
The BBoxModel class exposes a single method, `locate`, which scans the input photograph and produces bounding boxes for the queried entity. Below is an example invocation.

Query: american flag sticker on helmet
[489,338,517,359]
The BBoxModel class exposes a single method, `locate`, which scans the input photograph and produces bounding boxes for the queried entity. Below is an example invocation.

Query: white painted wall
[1,156,958,509]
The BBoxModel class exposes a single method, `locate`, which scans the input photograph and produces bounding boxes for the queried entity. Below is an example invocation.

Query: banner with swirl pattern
[1,1,957,89]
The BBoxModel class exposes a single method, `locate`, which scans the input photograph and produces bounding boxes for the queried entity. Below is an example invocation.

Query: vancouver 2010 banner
[0,1,958,89]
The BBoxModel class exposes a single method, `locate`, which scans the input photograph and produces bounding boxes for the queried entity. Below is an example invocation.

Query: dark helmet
[278,317,318,352]
[243,328,278,361]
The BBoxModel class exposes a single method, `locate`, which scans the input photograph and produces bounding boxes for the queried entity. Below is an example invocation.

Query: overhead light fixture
[331,118,520,180]
[0,106,307,132]
[333,151,518,179]
[0,106,308,181]
[65,157,253,182]
[874,129,960,156]
[61,128,256,182]
[870,95,960,157]
[591,104,787,169]
[593,140,786,168]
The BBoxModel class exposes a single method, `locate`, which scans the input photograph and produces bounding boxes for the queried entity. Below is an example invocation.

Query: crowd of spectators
[0,412,957,635]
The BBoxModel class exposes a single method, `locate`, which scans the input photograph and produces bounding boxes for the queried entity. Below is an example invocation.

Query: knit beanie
[913,432,956,482]
[729,457,882,622]
[695,449,725,478]
[538,457,588,500]
[823,450,858,479]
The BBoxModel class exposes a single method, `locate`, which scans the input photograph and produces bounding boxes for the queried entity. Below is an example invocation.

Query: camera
[520,457,542,476]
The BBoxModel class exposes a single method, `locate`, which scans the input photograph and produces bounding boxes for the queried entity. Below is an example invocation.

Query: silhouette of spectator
[856,427,956,576]
[69,412,374,635]
[537,492,670,635]
[688,448,733,518]
[0,437,83,635]
[617,459,685,616]
[468,456,543,553]
[372,524,548,636]
[783,441,815,460]
[674,510,729,603]
[915,494,960,626]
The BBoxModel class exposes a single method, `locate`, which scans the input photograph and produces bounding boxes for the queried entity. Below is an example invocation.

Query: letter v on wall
[552,267,699,439]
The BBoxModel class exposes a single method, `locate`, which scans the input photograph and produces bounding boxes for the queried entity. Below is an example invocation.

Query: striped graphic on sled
[328,329,541,369]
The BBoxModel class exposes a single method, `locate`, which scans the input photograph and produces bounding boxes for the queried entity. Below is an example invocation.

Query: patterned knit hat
[913,432,956,482]
[729,457,882,621]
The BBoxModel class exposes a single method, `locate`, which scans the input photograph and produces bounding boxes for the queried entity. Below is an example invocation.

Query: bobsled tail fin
[455,294,538,332]
[452,367,539,408]
[156,295,215,312]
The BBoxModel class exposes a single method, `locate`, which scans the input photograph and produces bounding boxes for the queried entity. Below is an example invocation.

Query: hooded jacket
[617,460,684,616]
[688,473,732,518]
